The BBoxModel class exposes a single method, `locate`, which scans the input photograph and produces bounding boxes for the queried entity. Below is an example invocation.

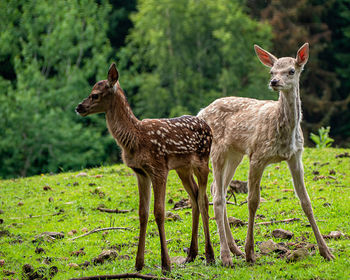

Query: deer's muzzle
[75,103,88,116]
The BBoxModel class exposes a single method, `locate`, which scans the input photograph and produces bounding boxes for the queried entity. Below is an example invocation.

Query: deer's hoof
[206,255,216,265]
[229,245,244,257]
[135,257,144,271]
[161,265,171,275]
[185,255,196,263]
[245,250,256,263]
[320,247,335,261]
[221,251,233,267]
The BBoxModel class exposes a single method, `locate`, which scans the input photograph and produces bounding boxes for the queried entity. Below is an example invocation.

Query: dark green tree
[0,0,114,178]
[247,0,350,146]
[119,0,273,119]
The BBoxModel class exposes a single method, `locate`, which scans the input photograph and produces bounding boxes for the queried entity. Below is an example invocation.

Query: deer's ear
[254,44,277,68]
[296,43,309,67]
[108,63,119,87]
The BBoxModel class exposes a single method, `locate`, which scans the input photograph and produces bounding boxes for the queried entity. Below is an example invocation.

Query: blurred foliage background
[0,0,349,178]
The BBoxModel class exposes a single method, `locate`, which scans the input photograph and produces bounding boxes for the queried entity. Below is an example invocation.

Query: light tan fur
[76,64,215,273]
[198,43,334,266]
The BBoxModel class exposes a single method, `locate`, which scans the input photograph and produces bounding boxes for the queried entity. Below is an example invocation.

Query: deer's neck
[277,85,302,131]
[106,85,139,151]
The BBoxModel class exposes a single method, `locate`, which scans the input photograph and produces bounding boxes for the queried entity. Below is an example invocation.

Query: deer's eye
[289,69,295,75]
[91,94,99,100]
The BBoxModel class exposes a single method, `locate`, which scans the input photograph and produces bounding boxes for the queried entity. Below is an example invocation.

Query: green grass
[0,148,349,279]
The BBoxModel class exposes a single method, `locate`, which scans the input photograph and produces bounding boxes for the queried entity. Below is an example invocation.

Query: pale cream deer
[198,43,334,266]
[76,63,215,273]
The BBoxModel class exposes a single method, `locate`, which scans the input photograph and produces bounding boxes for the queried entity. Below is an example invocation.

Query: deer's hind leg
[194,162,215,264]
[176,168,200,263]
[222,151,244,257]
[211,149,243,266]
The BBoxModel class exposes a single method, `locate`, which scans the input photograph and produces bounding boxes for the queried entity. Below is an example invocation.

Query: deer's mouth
[75,104,89,116]
[270,84,283,91]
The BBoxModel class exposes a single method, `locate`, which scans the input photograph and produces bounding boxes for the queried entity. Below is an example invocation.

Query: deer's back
[198,96,280,156]
[123,116,213,171]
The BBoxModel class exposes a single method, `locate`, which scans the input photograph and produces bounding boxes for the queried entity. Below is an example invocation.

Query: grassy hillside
[0,148,349,279]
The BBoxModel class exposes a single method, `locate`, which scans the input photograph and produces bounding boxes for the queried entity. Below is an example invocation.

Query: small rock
[35,247,45,254]
[0,209,4,214]
[49,266,59,277]
[48,197,54,202]
[286,248,309,262]
[329,169,336,175]
[71,248,86,256]
[95,174,103,178]
[33,231,65,243]
[259,239,289,255]
[168,198,174,204]
[76,172,87,177]
[259,239,278,254]
[18,201,24,206]
[313,175,326,181]
[173,198,191,209]
[229,180,248,194]
[272,229,294,240]
[79,261,90,268]
[3,269,15,276]
[228,217,245,227]
[118,254,131,260]
[170,256,187,265]
[335,152,349,158]
[0,259,5,266]
[93,249,118,265]
[68,263,79,269]
[43,185,52,191]
[166,211,182,221]
[323,231,344,240]
[81,227,89,233]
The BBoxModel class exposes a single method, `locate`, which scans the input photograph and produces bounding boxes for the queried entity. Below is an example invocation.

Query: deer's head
[254,43,309,92]
[76,63,119,116]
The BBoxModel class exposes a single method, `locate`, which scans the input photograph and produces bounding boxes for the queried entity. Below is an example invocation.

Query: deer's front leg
[151,173,171,273]
[288,151,335,261]
[245,161,265,263]
[135,172,152,271]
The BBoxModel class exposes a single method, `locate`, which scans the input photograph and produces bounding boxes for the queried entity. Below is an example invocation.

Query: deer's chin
[79,111,89,117]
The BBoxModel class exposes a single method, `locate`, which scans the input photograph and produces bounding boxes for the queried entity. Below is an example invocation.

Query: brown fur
[76,63,215,273]
[198,43,334,266]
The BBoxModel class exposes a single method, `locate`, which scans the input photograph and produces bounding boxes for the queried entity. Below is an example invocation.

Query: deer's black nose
[270,79,279,86]
[75,103,86,114]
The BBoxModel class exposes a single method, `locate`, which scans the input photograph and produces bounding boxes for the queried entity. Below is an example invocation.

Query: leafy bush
[310,126,334,148]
